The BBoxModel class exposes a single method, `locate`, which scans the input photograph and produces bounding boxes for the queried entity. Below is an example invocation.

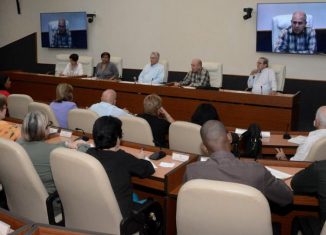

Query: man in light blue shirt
[89,89,130,117]
[138,52,164,84]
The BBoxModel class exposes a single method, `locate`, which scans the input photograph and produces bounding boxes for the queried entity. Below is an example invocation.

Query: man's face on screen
[58,20,67,34]
[291,13,306,34]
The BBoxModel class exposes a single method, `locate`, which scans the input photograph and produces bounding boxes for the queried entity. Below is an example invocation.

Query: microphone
[133,76,137,84]
[283,124,291,139]
[151,77,154,86]
[75,128,90,141]
[261,85,263,95]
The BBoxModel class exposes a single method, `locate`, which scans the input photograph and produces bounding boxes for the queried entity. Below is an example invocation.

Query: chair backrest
[55,54,94,76]
[48,20,70,48]
[0,138,49,223]
[50,148,122,234]
[177,179,273,235]
[7,94,34,119]
[321,222,326,235]
[68,108,99,133]
[110,56,123,78]
[272,14,313,51]
[304,137,326,162]
[269,64,286,92]
[119,116,154,146]
[28,102,59,127]
[160,59,169,83]
[169,121,203,155]
[202,62,223,88]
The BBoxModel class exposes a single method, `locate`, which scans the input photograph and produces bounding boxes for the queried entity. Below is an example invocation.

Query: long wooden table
[6,71,300,131]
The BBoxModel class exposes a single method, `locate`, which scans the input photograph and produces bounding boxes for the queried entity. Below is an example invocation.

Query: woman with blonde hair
[18,111,82,194]
[50,83,77,128]
[138,94,174,147]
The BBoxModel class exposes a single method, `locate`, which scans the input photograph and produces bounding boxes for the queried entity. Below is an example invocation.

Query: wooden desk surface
[6,71,300,131]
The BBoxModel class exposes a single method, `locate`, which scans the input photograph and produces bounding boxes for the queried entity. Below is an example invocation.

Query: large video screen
[256,2,326,54]
[40,11,87,49]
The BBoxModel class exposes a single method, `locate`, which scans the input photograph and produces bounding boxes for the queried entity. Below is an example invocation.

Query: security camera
[243,8,253,20]
[87,13,96,23]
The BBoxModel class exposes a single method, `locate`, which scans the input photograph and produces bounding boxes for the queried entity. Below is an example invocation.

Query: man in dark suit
[184,120,293,206]
[291,161,326,234]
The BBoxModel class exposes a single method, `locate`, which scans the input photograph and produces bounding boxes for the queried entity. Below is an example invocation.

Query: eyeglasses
[291,21,305,25]
[46,121,53,129]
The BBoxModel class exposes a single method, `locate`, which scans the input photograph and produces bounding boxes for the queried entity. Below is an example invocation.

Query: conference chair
[304,137,326,162]
[50,148,163,234]
[110,56,123,78]
[28,102,60,127]
[0,138,62,225]
[169,121,203,155]
[272,14,313,51]
[67,108,99,134]
[270,64,286,92]
[55,54,94,77]
[177,179,273,235]
[321,222,326,235]
[119,115,155,146]
[202,62,223,88]
[7,94,34,120]
[160,59,169,83]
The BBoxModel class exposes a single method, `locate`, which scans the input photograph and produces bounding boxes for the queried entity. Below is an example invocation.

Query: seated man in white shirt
[247,57,277,95]
[138,52,164,84]
[60,53,84,76]
[89,89,130,117]
[276,106,326,161]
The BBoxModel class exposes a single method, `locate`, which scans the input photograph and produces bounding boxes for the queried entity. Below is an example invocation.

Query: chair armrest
[120,199,163,235]
[46,191,65,226]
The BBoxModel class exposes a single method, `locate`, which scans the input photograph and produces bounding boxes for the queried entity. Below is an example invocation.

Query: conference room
[1,0,326,234]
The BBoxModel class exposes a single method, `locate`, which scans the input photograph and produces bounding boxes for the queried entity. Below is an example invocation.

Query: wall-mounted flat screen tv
[40,11,87,49]
[256,2,326,54]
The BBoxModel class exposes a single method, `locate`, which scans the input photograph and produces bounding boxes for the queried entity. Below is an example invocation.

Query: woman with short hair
[60,53,83,76]
[95,52,119,79]
[138,94,174,148]
[18,111,81,194]
[50,83,77,128]
[86,116,154,218]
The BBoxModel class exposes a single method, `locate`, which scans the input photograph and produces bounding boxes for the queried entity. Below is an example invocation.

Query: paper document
[288,136,306,145]
[159,162,175,168]
[265,166,293,180]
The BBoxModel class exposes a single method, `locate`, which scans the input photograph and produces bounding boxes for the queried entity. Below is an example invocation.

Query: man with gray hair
[274,11,316,54]
[138,51,164,84]
[276,106,326,161]
[89,89,130,117]
[184,120,292,206]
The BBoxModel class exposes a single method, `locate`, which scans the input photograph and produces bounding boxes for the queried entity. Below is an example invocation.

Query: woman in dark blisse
[0,76,11,97]
[86,116,154,218]
[191,103,220,126]
[138,94,175,148]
